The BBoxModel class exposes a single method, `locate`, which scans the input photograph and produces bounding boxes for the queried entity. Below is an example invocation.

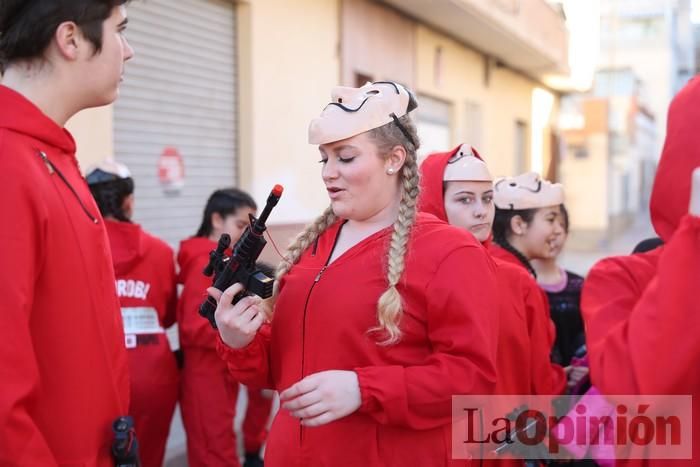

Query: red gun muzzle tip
[272,184,284,196]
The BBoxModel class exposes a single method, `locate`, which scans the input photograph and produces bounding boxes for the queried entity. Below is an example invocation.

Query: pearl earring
[387,168,395,175]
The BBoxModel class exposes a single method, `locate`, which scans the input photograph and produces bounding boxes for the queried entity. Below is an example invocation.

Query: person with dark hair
[177,188,272,467]
[419,144,565,396]
[631,236,664,254]
[86,159,179,467]
[491,176,589,388]
[208,81,498,466]
[0,1,134,464]
[531,205,587,369]
[419,145,566,465]
[490,172,565,278]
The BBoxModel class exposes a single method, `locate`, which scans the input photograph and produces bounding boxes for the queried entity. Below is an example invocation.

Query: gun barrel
[253,185,284,234]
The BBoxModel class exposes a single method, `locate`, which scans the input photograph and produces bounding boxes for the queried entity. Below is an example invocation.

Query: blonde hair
[273,115,420,345]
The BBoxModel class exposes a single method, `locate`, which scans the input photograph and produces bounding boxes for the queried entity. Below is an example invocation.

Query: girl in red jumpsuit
[208,81,500,466]
[581,76,700,466]
[177,188,272,467]
[86,160,179,467]
[419,145,566,466]
[491,174,589,386]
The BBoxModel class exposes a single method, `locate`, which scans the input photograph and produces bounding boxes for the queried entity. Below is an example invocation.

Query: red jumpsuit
[105,220,179,467]
[581,76,700,466]
[0,85,130,465]
[420,147,565,396]
[177,237,272,466]
[420,149,566,466]
[218,213,499,466]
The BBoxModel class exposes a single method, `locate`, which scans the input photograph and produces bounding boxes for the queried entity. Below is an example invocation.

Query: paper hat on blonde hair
[443,144,493,182]
[308,81,418,145]
[493,172,564,210]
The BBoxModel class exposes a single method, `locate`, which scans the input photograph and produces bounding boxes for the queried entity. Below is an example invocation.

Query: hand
[280,370,362,427]
[564,365,589,388]
[208,283,267,349]
[690,167,700,217]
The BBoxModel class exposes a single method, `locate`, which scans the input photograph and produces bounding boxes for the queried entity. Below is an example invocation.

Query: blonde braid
[371,152,420,344]
[368,114,421,345]
[272,206,337,299]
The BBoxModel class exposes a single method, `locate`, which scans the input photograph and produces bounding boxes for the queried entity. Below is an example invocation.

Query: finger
[280,376,319,401]
[239,302,263,323]
[563,365,572,374]
[282,390,323,411]
[206,287,223,301]
[301,411,335,427]
[219,283,245,306]
[244,310,266,332]
[289,401,327,419]
[225,296,259,321]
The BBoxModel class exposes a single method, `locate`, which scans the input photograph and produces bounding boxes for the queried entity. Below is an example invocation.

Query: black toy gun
[199,185,284,328]
[111,416,140,467]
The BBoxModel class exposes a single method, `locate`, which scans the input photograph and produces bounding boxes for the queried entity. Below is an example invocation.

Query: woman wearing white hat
[490,174,590,375]
[208,81,499,466]
[420,145,565,406]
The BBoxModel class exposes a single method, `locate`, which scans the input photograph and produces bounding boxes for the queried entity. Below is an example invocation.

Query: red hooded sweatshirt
[105,220,178,467]
[419,146,565,401]
[177,236,245,467]
[0,85,129,465]
[177,236,222,350]
[218,213,499,466]
[582,76,700,465]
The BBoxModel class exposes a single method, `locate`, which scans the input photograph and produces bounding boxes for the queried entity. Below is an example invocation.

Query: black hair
[632,237,664,254]
[195,188,257,238]
[559,204,570,233]
[0,0,130,73]
[492,207,538,277]
[88,177,134,222]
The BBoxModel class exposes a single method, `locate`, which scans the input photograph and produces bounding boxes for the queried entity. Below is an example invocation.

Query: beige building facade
[559,69,656,247]
[67,0,571,257]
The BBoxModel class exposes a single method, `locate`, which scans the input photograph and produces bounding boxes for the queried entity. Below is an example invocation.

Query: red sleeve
[217,323,274,389]
[526,284,567,395]
[354,246,499,429]
[0,148,58,465]
[582,215,700,395]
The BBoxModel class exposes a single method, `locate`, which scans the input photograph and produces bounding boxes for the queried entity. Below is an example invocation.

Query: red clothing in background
[106,220,178,467]
[582,76,700,466]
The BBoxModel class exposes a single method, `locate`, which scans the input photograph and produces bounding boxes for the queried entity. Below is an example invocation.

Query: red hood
[177,236,217,280]
[418,145,461,223]
[0,85,76,154]
[418,145,491,246]
[104,220,150,275]
[650,76,700,242]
